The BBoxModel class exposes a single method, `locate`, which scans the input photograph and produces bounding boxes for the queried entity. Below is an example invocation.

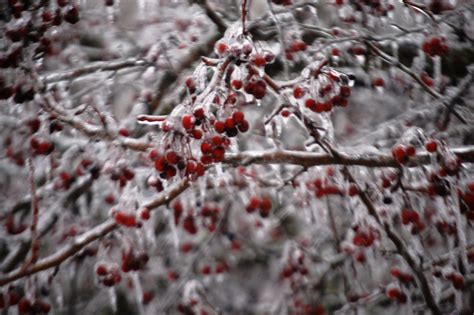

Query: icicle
[108,287,117,313]
[433,55,441,91]
[169,209,180,251]
[450,178,469,270]
[132,273,145,315]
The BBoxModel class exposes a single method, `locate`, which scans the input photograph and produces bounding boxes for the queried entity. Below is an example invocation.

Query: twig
[343,168,442,315]
[40,58,148,84]
[0,178,190,287]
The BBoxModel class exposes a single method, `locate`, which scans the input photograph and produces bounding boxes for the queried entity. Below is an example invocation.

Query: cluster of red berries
[121,250,149,272]
[442,272,465,290]
[243,77,267,100]
[173,201,221,234]
[200,260,229,277]
[54,171,75,190]
[249,51,275,68]
[281,254,308,279]
[30,136,54,155]
[400,209,425,234]
[352,226,379,248]
[214,40,253,60]
[390,268,414,284]
[306,178,344,198]
[200,136,229,164]
[422,36,448,57]
[110,166,135,187]
[214,111,249,137]
[385,285,407,304]
[74,158,99,179]
[0,286,51,314]
[5,144,26,166]
[182,215,198,234]
[391,144,417,164]
[199,204,221,232]
[245,196,272,217]
[181,107,207,139]
[151,148,205,180]
[41,2,80,26]
[95,264,122,287]
[114,210,137,228]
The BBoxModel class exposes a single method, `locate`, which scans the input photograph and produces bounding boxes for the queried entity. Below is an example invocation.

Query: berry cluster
[114,210,137,228]
[245,196,272,217]
[121,250,149,272]
[306,177,344,198]
[390,268,415,284]
[281,254,308,279]
[352,226,379,248]
[422,36,449,57]
[30,137,54,155]
[110,166,135,188]
[391,144,417,164]
[151,148,205,180]
[400,208,425,234]
[385,284,408,304]
[0,286,51,314]
[95,264,122,287]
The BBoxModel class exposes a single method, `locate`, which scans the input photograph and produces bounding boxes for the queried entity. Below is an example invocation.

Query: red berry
[140,208,150,221]
[348,184,358,197]
[392,145,407,164]
[96,264,108,276]
[340,85,351,97]
[372,77,384,87]
[18,298,31,313]
[201,265,212,275]
[293,86,305,99]
[406,145,416,157]
[118,128,129,137]
[425,140,437,153]
[225,117,235,129]
[193,107,205,119]
[232,111,245,124]
[182,115,194,130]
[238,120,249,133]
[305,98,316,110]
[232,79,243,90]
[216,42,228,55]
[253,54,267,67]
[214,121,225,133]
[281,109,290,117]
[386,288,400,299]
[192,129,203,139]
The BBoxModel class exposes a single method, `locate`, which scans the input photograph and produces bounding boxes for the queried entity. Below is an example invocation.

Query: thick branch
[224,146,474,168]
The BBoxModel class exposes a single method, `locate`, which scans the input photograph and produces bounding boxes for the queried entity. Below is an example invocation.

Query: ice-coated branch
[0,178,190,287]
[224,146,474,168]
[40,58,149,84]
[343,168,442,315]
